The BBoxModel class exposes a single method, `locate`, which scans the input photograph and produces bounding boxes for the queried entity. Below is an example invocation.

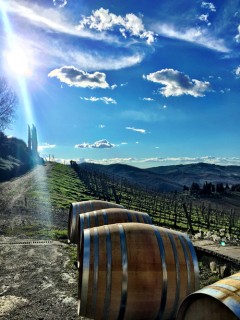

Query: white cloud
[107,82,129,91]
[48,66,109,89]
[54,49,144,71]
[201,2,216,12]
[3,33,143,72]
[121,142,128,145]
[55,156,240,167]
[220,88,230,94]
[5,1,117,43]
[198,14,211,25]
[121,110,166,122]
[76,157,136,165]
[74,142,90,148]
[199,14,209,22]
[38,143,56,152]
[53,0,67,8]
[143,69,211,97]
[75,139,115,149]
[235,25,240,43]
[153,24,229,53]
[78,8,155,44]
[4,1,145,71]
[235,66,240,77]
[99,124,106,128]
[143,97,155,101]
[126,127,146,134]
[80,96,117,104]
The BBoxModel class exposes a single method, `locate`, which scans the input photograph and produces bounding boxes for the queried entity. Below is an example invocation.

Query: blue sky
[0,0,240,168]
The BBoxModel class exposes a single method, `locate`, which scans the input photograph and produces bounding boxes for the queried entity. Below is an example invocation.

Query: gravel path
[0,166,82,319]
[0,238,78,319]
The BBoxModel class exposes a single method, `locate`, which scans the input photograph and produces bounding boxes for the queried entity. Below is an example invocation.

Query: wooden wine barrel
[78,223,199,320]
[68,200,124,243]
[176,272,240,320]
[77,208,152,268]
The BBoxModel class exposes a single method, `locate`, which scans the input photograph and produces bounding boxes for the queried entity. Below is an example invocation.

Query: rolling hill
[147,162,240,187]
[79,162,240,192]
[79,162,184,192]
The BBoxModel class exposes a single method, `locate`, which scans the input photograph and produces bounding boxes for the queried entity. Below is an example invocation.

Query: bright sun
[5,47,32,77]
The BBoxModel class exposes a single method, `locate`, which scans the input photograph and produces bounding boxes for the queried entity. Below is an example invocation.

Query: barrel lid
[176,283,240,320]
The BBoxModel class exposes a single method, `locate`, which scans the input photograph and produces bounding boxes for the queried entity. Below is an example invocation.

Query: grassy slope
[2,162,96,240]
[43,162,95,208]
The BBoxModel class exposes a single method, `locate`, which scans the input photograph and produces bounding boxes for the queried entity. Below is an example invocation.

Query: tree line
[185,181,239,196]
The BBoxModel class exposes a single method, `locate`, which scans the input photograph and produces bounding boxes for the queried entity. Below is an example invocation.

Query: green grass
[5,223,68,241]
[65,244,78,271]
[46,163,95,208]
[25,162,95,209]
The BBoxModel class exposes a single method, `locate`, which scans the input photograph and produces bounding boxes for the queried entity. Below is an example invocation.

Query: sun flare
[5,47,32,77]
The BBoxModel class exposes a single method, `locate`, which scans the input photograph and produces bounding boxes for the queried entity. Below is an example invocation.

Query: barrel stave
[124,225,162,320]
[108,225,123,320]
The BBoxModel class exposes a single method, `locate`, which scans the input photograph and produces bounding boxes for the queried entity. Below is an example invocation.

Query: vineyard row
[71,162,240,238]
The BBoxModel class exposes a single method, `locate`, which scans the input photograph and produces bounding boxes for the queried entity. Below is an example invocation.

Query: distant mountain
[79,162,240,192]
[79,163,183,192]
[146,162,240,187]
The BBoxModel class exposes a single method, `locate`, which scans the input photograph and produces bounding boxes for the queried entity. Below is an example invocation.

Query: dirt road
[0,167,81,319]
[0,238,79,319]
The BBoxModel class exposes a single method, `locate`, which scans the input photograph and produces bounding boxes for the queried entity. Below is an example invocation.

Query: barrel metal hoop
[229,276,240,281]
[86,212,91,228]
[78,202,82,215]
[91,227,99,319]
[118,224,128,320]
[135,213,140,222]
[183,234,199,290]
[90,200,95,211]
[149,215,153,225]
[78,214,86,268]
[94,211,99,226]
[213,283,240,295]
[103,210,108,225]
[103,225,112,320]
[70,204,77,242]
[167,232,180,319]
[178,236,191,295]
[142,213,148,224]
[79,214,85,243]
[224,297,240,318]
[153,225,168,319]
[127,211,133,222]
[80,228,91,317]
